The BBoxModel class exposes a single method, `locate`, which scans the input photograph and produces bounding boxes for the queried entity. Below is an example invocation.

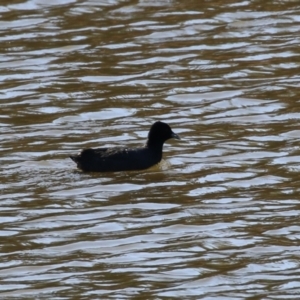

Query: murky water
[1,0,300,299]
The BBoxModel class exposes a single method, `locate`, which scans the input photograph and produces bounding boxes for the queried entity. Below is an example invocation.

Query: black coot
[70,121,180,172]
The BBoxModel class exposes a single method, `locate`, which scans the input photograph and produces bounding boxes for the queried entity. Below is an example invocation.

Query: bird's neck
[146,139,164,151]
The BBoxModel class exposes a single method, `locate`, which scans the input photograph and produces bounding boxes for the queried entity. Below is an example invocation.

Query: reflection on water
[1,0,300,298]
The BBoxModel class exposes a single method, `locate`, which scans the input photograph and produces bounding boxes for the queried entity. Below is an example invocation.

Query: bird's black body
[70,121,180,172]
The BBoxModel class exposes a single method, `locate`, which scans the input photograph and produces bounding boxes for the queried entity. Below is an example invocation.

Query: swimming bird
[70,121,180,172]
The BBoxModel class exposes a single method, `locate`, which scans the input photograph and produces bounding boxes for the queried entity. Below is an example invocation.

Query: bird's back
[70,146,162,172]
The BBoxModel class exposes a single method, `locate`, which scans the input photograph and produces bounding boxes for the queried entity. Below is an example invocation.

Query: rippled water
[1,0,300,299]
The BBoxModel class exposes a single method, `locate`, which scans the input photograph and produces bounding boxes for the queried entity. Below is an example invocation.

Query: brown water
[1,0,300,299]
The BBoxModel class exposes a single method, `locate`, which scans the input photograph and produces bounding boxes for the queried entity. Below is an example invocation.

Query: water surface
[1,0,300,299]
